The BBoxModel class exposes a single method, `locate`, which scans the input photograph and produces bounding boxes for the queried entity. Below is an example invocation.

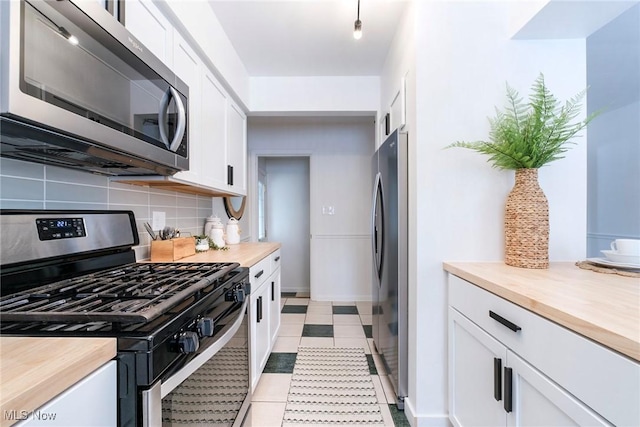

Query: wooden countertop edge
[442,262,640,362]
[0,338,117,427]
[173,242,281,267]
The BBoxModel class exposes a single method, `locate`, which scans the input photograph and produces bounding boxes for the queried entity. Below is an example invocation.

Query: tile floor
[249,294,410,426]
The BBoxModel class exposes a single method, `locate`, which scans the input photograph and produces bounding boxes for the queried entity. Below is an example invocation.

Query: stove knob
[177,331,200,354]
[197,317,215,337]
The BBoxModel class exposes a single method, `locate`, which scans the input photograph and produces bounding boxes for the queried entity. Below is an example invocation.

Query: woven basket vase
[504,168,549,269]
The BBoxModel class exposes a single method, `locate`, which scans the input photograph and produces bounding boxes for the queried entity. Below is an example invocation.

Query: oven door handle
[159,298,249,398]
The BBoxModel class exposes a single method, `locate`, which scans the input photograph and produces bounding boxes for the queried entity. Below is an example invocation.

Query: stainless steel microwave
[0,0,189,176]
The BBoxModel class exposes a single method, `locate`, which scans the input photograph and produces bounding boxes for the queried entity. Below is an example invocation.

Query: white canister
[203,215,221,237]
[210,222,226,248]
[225,218,241,245]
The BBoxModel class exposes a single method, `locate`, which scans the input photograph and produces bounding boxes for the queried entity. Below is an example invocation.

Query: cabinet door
[506,351,612,427]
[172,33,201,181]
[124,0,172,65]
[226,101,247,194]
[449,308,506,427]
[268,270,281,345]
[200,71,228,188]
[250,282,270,391]
[18,361,117,426]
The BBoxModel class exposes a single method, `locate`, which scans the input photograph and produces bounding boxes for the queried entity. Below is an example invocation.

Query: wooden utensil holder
[150,237,195,262]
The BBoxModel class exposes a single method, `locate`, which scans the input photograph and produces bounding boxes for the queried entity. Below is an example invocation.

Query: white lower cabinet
[249,249,282,391]
[449,309,609,427]
[448,274,638,427]
[17,361,117,427]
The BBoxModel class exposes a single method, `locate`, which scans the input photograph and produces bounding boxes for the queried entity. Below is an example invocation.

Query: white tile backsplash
[0,158,215,260]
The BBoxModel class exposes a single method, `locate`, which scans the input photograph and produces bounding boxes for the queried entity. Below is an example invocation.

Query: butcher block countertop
[443,262,640,362]
[177,242,281,267]
[0,337,116,427]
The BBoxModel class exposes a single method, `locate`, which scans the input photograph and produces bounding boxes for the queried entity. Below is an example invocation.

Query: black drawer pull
[274,256,280,262]
[494,358,502,401]
[254,270,264,279]
[504,367,513,413]
[257,296,263,322]
[489,311,521,332]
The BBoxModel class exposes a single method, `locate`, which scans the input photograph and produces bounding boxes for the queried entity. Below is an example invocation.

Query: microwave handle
[158,87,186,153]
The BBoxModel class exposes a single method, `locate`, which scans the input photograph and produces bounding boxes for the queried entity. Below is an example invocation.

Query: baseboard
[404,398,451,427]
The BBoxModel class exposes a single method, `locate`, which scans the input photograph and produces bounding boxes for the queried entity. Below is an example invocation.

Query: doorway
[258,156,311,295]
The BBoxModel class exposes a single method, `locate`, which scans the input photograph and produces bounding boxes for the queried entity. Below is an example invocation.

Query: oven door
[142,297,251,427]
[1,0,188,173]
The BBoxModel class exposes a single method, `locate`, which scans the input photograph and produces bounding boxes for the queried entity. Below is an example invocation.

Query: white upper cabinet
[119,1,247,197]
[124,0,173,65]
[200,70,229,190]
[226,101,247,194]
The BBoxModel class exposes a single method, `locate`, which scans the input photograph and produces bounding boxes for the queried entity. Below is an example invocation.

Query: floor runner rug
[282,346,385,426]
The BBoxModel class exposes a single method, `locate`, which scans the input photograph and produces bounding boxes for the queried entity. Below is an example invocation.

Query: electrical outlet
[152,211,165,230]
[322,206,335,215]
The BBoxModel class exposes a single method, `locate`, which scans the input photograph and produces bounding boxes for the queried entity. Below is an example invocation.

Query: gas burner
[0,262,240,324]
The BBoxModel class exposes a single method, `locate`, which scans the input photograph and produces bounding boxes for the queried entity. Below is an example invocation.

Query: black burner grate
[0,262,239,324]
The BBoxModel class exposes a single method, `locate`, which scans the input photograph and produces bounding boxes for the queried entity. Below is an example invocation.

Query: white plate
[601,250,640,265]
[587,257,640,270]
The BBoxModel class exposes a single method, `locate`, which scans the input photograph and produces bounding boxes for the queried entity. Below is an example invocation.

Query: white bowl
[601,250,640,265]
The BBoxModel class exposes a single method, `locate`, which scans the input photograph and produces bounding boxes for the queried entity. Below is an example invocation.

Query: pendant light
[353,0,362,40]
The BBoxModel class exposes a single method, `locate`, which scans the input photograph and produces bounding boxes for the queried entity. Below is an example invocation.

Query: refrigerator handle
[371,172,384,283]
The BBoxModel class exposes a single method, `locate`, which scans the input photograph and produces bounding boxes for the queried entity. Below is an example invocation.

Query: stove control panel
[36,217,86,241]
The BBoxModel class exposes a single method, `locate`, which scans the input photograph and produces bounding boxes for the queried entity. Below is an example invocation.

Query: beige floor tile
[280,313,306,324]
[370,375,387,404]
[272,336,300,353]
[379,373,397,404]
[247,402,287,427]
[332,314,362,325]
[360,314,373,325]
[304,313,333,324]
[278,323,303,337]
[307,300,332,306]
[333,324,366,338]
[252,373,292,402]
[379,402,395,426]
[334,338,370,353]
[285,298,309,306]
[306,304,332,315]
[280,300,286,310]
[299,337,334,347]
[356,301,372,315]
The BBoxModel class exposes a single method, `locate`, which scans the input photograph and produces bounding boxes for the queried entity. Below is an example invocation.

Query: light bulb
[354,19,362,40]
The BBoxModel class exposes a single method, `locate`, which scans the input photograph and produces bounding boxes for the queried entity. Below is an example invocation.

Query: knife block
[150,237,196,262]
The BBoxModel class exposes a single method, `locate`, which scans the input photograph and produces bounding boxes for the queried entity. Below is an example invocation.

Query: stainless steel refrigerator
[371,129,408,409]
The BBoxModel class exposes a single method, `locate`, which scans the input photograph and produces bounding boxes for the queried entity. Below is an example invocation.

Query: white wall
[380,2,589,425]
[264,157,311,293]
[250,76,380,114]
[247,116,375,301]
[586,4,640,256]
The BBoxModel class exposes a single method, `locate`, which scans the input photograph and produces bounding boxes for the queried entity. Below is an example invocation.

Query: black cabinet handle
[274,256,280,262]
[489,311,521,332]
[271,281,275,301]
[256,296,261,322]
[227,165,234,186]
[504,367,513,413]
[254,270,264,279]
[494,358,502,401]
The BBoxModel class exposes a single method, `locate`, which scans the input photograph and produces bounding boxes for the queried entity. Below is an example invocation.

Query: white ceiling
[207,0,409,77]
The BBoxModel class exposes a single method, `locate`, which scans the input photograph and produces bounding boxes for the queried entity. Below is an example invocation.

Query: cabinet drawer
[449,274,640,427]
[250,256,271,290]
[270,249,281,273]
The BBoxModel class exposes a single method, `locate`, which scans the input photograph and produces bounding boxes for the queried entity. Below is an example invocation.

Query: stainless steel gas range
[0,210,251,427]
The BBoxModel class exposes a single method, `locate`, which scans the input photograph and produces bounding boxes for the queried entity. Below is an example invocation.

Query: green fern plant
[448,73,599,169]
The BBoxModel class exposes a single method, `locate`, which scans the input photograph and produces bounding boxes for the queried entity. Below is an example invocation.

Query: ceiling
[207,0,409,77]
